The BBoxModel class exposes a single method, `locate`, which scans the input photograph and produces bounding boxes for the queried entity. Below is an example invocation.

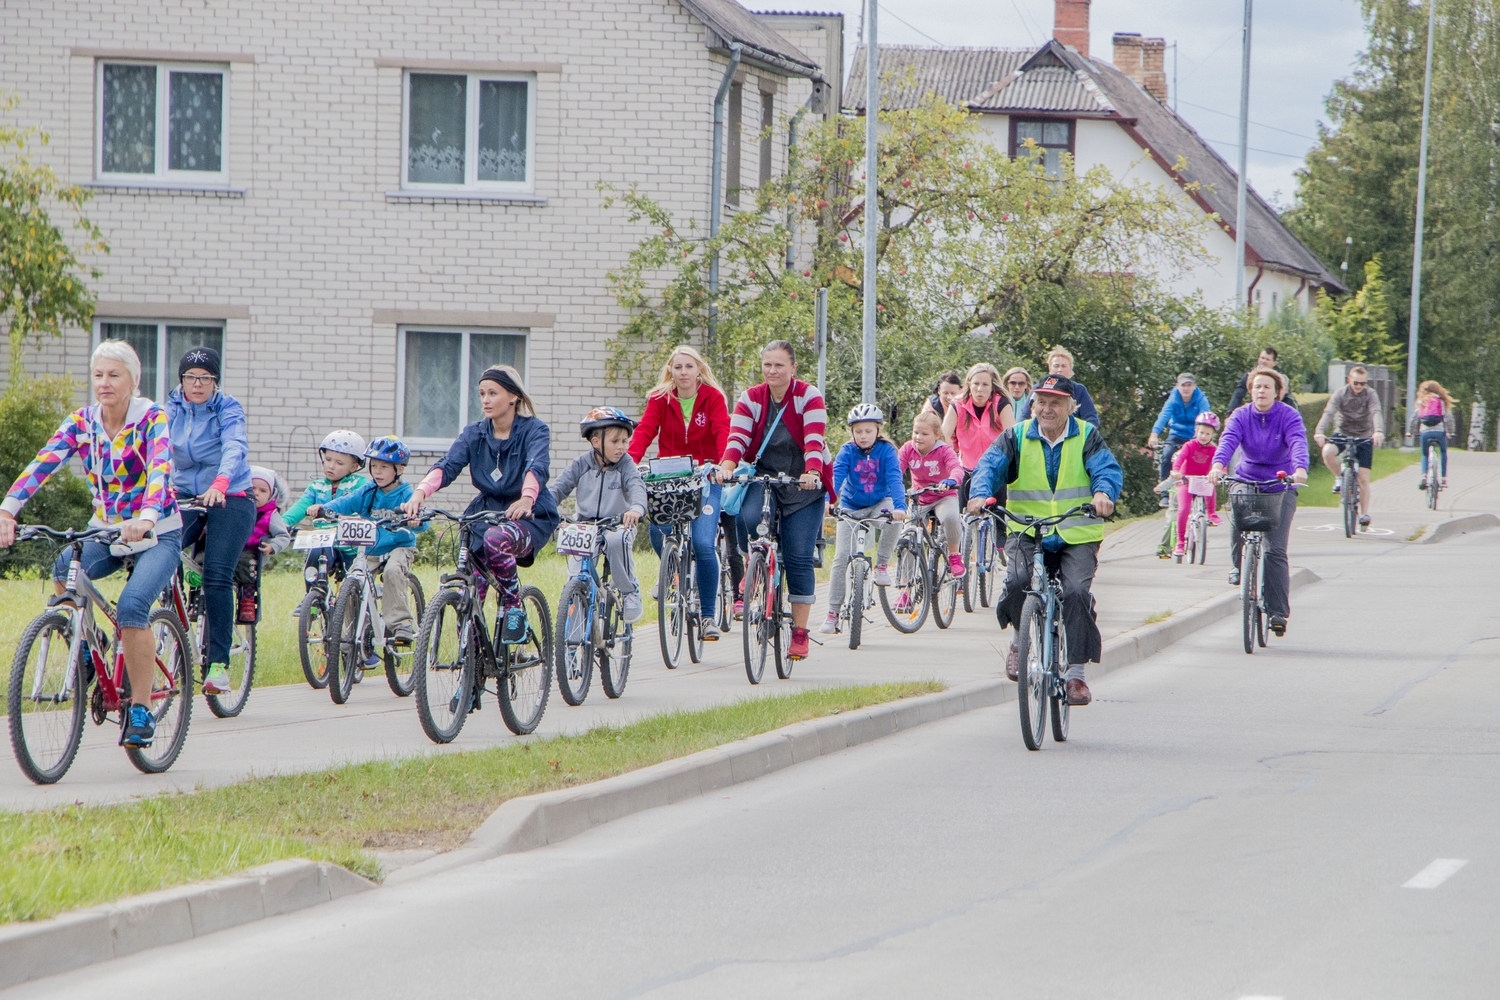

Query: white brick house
[0,0,838,483]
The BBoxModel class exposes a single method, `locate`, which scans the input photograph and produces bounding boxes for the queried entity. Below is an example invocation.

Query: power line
[878,3,948,47]
[1177,98,1318,141]
[1205,137,1307,160]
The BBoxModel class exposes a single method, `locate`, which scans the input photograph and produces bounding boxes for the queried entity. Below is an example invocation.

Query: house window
[97,62,228,183]
[1010,118,1074,178]
[726,82,743,207]
[95,320,224,401]
[399,328,528,443]
[404,72,535,191]
[759,90,775,188]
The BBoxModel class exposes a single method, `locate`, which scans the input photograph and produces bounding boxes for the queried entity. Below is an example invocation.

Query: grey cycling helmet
[846,403,884,425]
[318,429,367,467]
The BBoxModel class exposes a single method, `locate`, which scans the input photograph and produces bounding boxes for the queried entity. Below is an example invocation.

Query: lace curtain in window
[478,81,527,182]
[408,75,466,184]
[102,65,156,173]
[169,72,223,172]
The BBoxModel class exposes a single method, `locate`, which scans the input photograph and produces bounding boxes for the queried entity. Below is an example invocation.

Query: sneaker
[1359,514,1372,530]
[1208,513,1223,526]
[1227,569,1240,586]
[121,704,155,747]
[873,564,892,587]
[1418,479,1428,491]
[1156,546,1171,560]
[1441,477,1448,487]
[1269,614,1288,637]
[390,624,414,647]
[1158,494,1171,508]
[788,627,810,659]
[701,621,721,641]
[1172,543,1185,558]
[733,599,744,620]
[894,591,911,612]
[948,553,966,578]
[1332,482,1341,494]
[237,593,258,623]
[818,613,840,635]
[622,592,644,624]
[203,664,232,695]
[500,605,528,645]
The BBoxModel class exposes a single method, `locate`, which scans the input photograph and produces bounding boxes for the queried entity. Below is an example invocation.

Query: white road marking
[1403,858,1468,889]
[1238,995,1284,999]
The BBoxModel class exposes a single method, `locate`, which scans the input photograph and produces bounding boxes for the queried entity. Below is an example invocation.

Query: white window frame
[95,60,231,186]
[92,319,226,402]
[395,326,530,449]
[401,71,537,193]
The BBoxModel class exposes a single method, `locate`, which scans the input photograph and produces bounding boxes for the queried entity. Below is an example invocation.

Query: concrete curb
[1420,513,1500,545]
[0,860,374,990]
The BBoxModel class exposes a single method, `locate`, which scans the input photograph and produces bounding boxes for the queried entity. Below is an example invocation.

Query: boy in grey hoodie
[551,407,649,622]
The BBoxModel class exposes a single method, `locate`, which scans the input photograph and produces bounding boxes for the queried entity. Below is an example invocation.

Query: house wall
[0,0,813,487]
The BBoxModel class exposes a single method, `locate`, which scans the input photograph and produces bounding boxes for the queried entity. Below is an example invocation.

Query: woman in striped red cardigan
[714,340,828,661]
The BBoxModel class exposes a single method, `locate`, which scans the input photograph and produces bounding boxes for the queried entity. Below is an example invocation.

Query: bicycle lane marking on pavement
[1402,859,1468,889]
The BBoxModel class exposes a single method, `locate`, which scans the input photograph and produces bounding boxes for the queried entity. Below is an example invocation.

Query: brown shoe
[1006,642,1020,682]
[1065,678,1092,706]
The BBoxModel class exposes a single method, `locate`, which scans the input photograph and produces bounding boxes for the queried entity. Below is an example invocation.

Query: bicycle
[1424,438,1444,509]
[554,515,633,704]
[646,470,717,669]
[290,522,345,690]
[409,509,553,742]
[1328,435,1372,537]
[323,514,427,704]
[733,472,801,684]
[8,525,193,784]
[881,489,959,632]
[1176,475,1215,565]
[830,506,895,650]
[1224,475,1303,655]
[960,506,1004,613]
[986,502,1097,751]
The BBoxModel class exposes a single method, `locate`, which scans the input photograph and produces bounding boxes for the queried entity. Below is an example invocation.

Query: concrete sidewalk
[4,451,1495,813]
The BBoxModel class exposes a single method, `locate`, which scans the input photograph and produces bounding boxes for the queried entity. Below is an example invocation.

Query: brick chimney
[1054,0,1090,58]
[1112,32,1169,102]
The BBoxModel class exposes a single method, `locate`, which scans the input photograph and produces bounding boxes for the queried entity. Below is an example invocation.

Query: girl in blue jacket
[821,404,907,635]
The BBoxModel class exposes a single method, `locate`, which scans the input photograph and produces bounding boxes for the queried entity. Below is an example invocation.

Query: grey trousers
[994,535,1102,665]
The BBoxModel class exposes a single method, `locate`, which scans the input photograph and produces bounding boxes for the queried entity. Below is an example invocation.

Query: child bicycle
[554,515,633,704]
[733,472,800,684]
[829,506,894,649]
[7,524,193,784]
[881,489,960,633]
[1178,475,1215,565]
[291,523,345,690]
[1224,475,1303,654]
[321,513,427,704]
[986,501,1096,751]
[408,509,553,742]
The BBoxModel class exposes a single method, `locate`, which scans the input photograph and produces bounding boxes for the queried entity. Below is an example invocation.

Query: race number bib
[556,521,599,557]
[334,518,378,547]
[292,528,337,550]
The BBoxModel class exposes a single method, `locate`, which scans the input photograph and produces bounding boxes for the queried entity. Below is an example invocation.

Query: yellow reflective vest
[1006,419,1105,545]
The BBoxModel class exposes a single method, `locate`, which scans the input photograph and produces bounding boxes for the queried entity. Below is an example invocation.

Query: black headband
[479,366,525,398]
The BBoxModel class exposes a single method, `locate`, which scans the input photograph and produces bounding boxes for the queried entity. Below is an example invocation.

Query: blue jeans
[649,482,722,618]
[1159,434,1187,481]
[179,496,257,665]
[1419,430,1448,476]
[53,529,183,631]
[737,483,826,605]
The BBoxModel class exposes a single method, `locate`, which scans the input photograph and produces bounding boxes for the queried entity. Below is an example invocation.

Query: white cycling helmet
[318,429,367,467]
[846,403,884,426]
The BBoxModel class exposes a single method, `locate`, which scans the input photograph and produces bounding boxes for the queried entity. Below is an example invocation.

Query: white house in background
[848,0,1344,315]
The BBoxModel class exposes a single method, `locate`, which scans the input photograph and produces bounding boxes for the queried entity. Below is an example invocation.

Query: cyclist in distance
[166,346,256,698]
[628,345,730,638]
[966,373,1121,706]
[1228,346,1299,411]
[1014,346,1100,427]
[1408,380,1456,490]
[0,340,183,748]
[941,362,1014,507]
[713,339,828,661]
[1147,372,1211,506]
[918,370,963,427]
[1208,367,1308,635]
[1314,364,1384,530]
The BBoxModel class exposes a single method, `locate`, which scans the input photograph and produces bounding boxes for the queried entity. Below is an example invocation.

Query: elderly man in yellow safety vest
[966,374,1123,706]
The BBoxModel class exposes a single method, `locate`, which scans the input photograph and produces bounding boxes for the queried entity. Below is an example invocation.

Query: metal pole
[1234,0,1252,307]
[815,287,829,392]
[708,44,743,356]
[862,0,878,405]
[1405,0,1437,446]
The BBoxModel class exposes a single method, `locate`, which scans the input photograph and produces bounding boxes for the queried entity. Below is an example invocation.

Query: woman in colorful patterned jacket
[0,341,181,749]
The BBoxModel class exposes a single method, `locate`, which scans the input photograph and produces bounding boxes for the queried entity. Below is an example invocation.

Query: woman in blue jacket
[166,347,254,697]
[403,365,559,644]
[1147,372,1211,488]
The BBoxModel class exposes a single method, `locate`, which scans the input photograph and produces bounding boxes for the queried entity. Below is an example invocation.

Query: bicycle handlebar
[983,501,1097,530]
[725,472,802,487]
[14,524,122,544]
[560,515,625,531]
[1221,475,1307,489]
[1326,435,1374,445]
[831,507,894,525]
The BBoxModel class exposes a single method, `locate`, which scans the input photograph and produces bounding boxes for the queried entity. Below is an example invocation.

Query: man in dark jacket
[1228,347,1297,411]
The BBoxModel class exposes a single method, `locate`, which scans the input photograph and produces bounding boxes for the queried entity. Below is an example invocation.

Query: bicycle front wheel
[1241,537,1259,655]
[741,550,771,684]
[497,585,553,735]
[932,539,957,630]
[554,579,594,706]
[1049,621,1070,743]
[206,618,255,719]
[847,558,866,650]
[1341,467,1358,537]
[384,571,426,697]
[413,587,472,744]
[326,577,365,705]
[879,536,929,633]
[1427,445,1442,509]
[656,542,687,669]
[8,611,86,785]
[773,577,793,679]
[1015,595,1047,751]
[978,520,1001,607]
[600,593,633,700]
[715,534,735,633]
[297,590,330,689]
[960,523,977,614]
[126,609,194,775]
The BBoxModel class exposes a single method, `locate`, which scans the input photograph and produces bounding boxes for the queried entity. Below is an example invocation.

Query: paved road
[12,460,1500,998]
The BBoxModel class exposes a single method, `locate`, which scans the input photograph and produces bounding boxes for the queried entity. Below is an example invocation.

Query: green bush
[0,378,93,578]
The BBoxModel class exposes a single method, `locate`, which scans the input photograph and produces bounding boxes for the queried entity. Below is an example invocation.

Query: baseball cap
[1033,374,1074,397]
[1176,372,1196,385]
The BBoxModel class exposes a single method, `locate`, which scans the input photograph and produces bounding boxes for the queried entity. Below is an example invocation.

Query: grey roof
[844,40,1342,288]
[678,0,819,77]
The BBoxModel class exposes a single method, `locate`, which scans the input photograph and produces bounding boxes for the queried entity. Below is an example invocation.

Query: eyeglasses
[1006,380,1029,388]
[181,375,217,387]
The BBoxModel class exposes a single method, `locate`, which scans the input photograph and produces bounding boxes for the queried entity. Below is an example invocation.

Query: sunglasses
[1350,380,1368,387]
[1006,379,1029,387]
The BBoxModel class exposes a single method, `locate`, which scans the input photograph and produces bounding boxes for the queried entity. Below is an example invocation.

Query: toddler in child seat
[284,429,372,599]
[898,410,965,577]
[315,436,425,646]
[1167,412,1222,557]
[549,408,648,625]
[234,466,291,622]
[821,404,909,634]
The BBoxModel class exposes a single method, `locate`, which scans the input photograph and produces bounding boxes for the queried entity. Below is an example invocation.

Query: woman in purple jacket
[1209,368,1309,634]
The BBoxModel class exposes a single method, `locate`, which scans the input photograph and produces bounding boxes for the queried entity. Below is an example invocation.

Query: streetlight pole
[862,0,878,405]
[1404,0,1437,446]
[1234,0,1253,307]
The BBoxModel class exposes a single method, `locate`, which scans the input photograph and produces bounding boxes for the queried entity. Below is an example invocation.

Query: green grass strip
[1296,448,1420,508]
[0,682,941,924]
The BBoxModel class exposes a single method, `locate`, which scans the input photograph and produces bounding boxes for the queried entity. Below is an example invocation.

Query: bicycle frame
[831,507,890,618]
[561,516,625,641]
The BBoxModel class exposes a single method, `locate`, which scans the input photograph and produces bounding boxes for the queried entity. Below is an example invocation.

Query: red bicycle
[7,524,193,784]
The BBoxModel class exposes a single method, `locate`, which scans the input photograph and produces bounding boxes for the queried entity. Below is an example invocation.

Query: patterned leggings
[479,522,534,608]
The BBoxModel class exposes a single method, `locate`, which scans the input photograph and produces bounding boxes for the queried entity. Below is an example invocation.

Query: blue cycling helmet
[580,406,637,438]
[364,435,411,465]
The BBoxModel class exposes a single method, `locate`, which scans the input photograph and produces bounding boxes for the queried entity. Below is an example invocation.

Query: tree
[1315,255,1402,369]
[1,94,107,376]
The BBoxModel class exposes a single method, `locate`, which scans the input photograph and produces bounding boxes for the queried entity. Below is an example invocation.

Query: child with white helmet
[821,403,907,635]
[285,429,371,590]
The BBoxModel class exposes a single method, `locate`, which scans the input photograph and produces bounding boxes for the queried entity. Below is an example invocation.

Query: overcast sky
[748,0,1368,210]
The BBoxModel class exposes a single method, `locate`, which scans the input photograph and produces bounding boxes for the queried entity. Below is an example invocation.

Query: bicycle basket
[1230,489,1282,532]
[1185,475,1216,498]
[646,477,705,526]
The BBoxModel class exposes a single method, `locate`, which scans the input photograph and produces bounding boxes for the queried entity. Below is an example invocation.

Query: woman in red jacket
[629,346,731,639]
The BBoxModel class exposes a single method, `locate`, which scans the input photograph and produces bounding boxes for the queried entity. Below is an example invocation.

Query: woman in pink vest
[941,362,1015,468]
